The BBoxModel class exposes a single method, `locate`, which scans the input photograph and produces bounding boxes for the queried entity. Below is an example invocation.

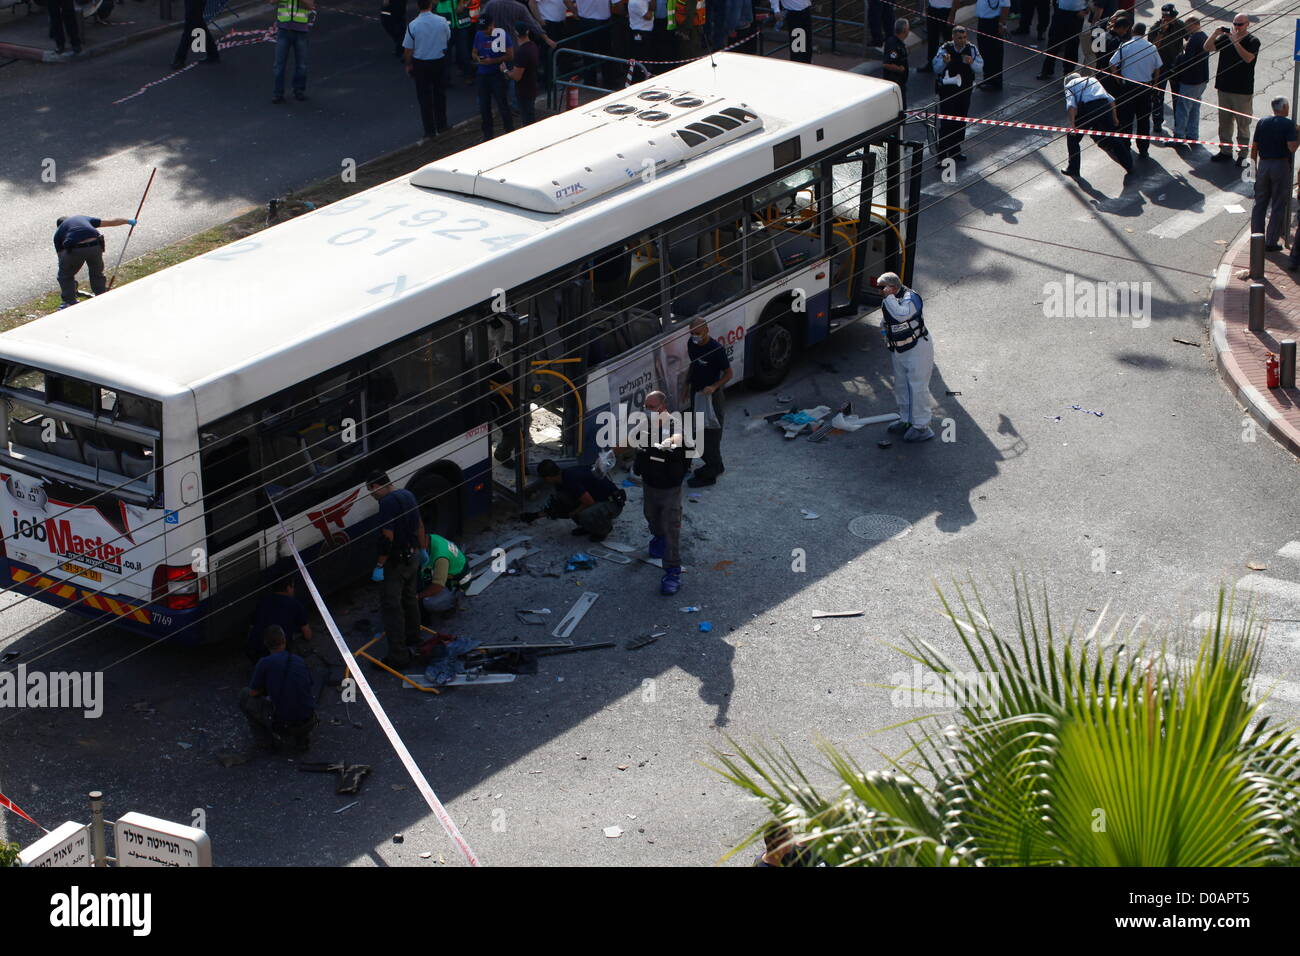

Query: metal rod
[88,790,107,867]
[1248,282,1266,333]
[1249,232,1265,280]
[107,167,157,290]
[1282,340,1296,389]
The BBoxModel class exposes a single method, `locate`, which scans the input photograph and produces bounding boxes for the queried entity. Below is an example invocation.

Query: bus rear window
[1,364,162,491]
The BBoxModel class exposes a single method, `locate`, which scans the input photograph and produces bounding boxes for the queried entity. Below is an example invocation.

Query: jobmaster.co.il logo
[10,513,125,574]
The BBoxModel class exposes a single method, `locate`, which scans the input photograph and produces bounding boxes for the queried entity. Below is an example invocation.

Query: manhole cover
[848,514,911,541]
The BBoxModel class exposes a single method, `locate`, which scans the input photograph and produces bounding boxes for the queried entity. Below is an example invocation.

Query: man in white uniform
[877,272,934,443]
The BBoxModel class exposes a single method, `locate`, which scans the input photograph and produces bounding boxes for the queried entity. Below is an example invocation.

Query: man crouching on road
[878,272,935,442]
[531,458,626,542]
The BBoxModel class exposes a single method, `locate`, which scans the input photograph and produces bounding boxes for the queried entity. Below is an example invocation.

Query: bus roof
[0,54,901,423]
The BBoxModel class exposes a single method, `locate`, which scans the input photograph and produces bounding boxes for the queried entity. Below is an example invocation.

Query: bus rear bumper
[2,558,205,643]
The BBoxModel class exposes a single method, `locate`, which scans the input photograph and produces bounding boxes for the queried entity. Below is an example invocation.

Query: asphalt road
[0,0,487,308]
[4,4,1300,867]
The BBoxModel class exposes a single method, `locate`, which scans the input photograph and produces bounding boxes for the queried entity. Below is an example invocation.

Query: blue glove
[371,566,384,582]
[127,219,137,226]
[419,549,429,566]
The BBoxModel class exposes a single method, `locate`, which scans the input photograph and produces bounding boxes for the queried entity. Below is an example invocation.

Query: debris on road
[1172,337,1201,347]
[334,801,359,814]
[699,622,713,632]
[554,592,600,638]
[564,552,596,572]
[1069,404,1104,418]
[800,509,819,519]
[627,632,666,650]
[603,826,624,838]
[811,610,864,618]
[1247,562,1268,571]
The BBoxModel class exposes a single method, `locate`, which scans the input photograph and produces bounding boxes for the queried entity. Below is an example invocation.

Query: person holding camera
[1206,13,1259,165]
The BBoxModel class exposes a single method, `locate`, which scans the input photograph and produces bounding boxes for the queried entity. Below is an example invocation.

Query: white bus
[0,52,920,643]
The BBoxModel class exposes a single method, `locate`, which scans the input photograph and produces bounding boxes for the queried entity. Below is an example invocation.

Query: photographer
[1206,13,1259,165]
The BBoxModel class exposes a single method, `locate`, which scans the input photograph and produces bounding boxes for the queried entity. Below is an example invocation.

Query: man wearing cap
[52,215,136,309]
[1060,71,1133,177]
[877,272,934,443]
[1149,3,1185,134]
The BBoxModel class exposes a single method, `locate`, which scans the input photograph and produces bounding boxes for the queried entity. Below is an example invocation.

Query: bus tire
[748,316,797,390]
[409,472,462,541]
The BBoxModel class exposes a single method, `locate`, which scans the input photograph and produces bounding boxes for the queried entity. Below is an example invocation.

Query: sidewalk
[0,0,258,63]
[1211,228,1300,457]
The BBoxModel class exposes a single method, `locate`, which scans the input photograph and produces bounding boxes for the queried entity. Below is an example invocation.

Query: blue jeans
[1172,81,1205,142]
[476,71,513,140]
[272,28,309,97]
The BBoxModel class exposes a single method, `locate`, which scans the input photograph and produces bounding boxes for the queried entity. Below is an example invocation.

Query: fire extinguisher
[1266,352,1280,389]
[566,76,580,111]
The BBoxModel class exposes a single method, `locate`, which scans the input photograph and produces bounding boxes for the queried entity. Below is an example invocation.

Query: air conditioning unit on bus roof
[410,93,764,216]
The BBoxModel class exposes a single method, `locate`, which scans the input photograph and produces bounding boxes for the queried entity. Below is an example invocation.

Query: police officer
[419,532,471,616]
[634,391,687,595]
[881,17,910,108]
[1036,0,1089,80]
[932,27,982,165]
[686,316,732,488]
[1060,70,1133,177]
[975,0,1010,92]
[1109,22,1161,160]
[404,0,452,140]
[877,273,934,443]
[531,458,626,541]
[52,215,135,309]
[367,471,425,669]
[240,626,318,752]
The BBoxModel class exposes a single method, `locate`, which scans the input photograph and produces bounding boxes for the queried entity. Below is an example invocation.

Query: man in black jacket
[634,391,687,596]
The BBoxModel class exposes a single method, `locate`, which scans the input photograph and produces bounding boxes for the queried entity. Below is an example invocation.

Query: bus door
[827,137,924,321]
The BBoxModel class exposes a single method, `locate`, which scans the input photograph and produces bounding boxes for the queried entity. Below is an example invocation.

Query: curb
[1209,228,1300,459]
[0,1,261,63]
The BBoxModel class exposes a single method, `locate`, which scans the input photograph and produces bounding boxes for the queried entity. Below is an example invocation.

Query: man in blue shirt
[404,0,452,140]
[975,0,1009,91]
[1108,22,1161,158]
[1036,0,1089,80]
[1250,98,1299,251]
[240,626,318,752]
[685,316,733,487]
[367,471,426,669]
[52,214,135,308]
[472,14,515,140]
[1060,71,1133,177]
[246,573,312,662]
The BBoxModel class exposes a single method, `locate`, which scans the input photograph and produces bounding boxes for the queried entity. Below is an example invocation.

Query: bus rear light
[152,564,200,610]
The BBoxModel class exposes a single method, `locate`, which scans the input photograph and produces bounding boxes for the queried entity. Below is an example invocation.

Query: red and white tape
[917,110,1238,149]
[270,504,480,867]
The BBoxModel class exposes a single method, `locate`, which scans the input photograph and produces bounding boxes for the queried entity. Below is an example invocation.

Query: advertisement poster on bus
[1,469,159,594]
[603,306,747,415]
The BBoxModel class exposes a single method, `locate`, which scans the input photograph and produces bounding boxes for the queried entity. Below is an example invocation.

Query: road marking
[1147,187,1252,239]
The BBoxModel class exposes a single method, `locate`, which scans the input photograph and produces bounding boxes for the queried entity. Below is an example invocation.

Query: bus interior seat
[748,228,784,283]
[83,442,121,474]
[121,450,154,480]
[114,393,153,426]
[53,433,83,464]
[9,419,43,451]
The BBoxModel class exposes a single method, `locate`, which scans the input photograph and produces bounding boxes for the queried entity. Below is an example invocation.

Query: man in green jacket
[419,532,472,616]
